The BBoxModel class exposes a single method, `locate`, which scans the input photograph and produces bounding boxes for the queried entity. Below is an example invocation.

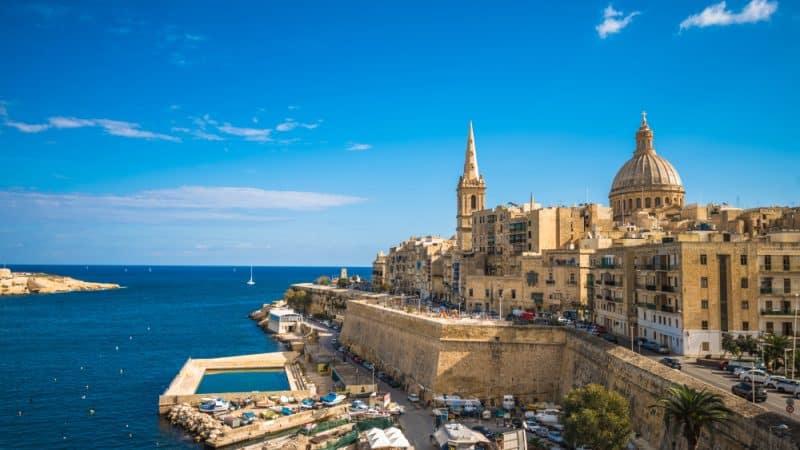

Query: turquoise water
[0,265,369,449]
[195,370,290,394]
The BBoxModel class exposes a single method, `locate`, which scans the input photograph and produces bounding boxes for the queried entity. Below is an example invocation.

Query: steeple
[463,120,480,180]
[635,111,655,155]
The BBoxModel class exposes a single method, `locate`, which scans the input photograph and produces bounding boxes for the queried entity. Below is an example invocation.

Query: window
[785,278,792,294]
[766,322,774,334]
[470,195,476,210]
[702,342,710,351]
[701,277,708,288]
[740,278,748,288]
[741,300,749,310]
[701,321,709,330]
[498,289,503,298]
[784,255,791,271]
[766,300,773,310]
[645,197,651,208]
[701,299,709,309]
[636,198,642,208]
[485,289,490,298]
[740,254,748,265]
[764,255,772,270]
[742,321,750,331]
[511,289,516,299]
[700,254,707,265]
[469,288,473,297]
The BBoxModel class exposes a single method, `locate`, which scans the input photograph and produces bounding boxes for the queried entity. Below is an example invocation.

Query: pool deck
[159,351,307,414]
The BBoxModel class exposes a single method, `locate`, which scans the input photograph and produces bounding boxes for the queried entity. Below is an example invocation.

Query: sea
[0,265,370,449]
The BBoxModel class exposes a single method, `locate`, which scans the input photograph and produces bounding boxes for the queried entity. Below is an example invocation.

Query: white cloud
[276,118,321,132]
[0,101,7,117]
[3,112,179,141]
[217,123,272,142]
[596,4,640,39]
[347,143,372,151]
[680,0,778,30]
[192,130,224,141]
[0,186,366,226]
[288,105,300,110]
[171,127,191,132]
[4,120,50,133]
[184,33,206,42]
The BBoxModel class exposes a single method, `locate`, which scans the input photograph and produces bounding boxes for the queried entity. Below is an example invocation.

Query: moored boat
[199,398,230,413]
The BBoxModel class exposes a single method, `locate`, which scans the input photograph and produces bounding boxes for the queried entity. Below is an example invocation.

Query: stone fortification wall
[340,301,443,392]
[341,301,798,449]
[563,333,798,450]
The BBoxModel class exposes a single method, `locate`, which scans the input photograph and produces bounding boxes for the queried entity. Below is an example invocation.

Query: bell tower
[456,121,486,252]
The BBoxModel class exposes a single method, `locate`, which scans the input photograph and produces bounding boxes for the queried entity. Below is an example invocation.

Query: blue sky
[0,0,797,266]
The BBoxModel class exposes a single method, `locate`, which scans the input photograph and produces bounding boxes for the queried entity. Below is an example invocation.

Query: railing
[654,264,673,271]
[660,285,676,292]
[761,309,799,316]
[599,262,618,269]
[604,280,620,286]
[637,264,655,270]
[546,280,556,285]
[646,284,657,291]
[761,288,792,295]
[613,297,624,303]
[660,305,676,313]
[644,303,656,310]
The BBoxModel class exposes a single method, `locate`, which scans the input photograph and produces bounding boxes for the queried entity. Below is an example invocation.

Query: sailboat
[246,266,255,286]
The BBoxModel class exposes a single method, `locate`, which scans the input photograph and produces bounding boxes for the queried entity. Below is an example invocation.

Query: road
[305,317,435,447]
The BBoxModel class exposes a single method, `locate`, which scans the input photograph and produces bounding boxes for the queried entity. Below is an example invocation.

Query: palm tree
[652,384,731,450]
[761,334,790,371]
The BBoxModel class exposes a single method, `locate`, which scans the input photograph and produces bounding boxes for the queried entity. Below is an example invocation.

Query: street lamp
[793,293,799,379]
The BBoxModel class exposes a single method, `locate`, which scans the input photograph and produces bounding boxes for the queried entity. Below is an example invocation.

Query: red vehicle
[519,311,535,321]
[352,356,363,364]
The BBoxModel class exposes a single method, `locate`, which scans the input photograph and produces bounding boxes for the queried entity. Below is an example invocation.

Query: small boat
[300,398,316,409]
[246,265,255,286]
[321,392,346,406]
[199,398,230,413]
[281,406,293,415]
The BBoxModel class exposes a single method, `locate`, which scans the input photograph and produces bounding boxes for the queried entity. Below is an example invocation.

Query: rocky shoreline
[0,268,120,296]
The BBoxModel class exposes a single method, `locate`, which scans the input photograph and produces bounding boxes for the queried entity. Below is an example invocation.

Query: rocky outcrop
[0,271,120,296]
[167,404,226,443]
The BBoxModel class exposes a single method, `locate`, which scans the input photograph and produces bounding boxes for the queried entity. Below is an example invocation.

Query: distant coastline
[0,268,120,296]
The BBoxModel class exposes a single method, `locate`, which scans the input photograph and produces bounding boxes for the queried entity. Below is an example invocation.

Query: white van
[502,395,515,410]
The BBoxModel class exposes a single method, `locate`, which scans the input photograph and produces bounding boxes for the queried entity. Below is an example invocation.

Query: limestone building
[371,251,387,290]
[384,236,455,297]
[757,232,800,338]
[609,113,685,222]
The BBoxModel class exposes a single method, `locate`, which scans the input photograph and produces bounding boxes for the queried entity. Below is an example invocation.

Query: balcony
[646,284,657,291]
[599,262,618,269]
[654,263,674,271]
[546,279,556,285]
[604,280,621,286]
[761,288,793,295]
[660,285,677,293]
[637,264,655,270]
[613,297,624,303]
[761,309,799,316]
[660,305,676,313]
[644,303,656,310]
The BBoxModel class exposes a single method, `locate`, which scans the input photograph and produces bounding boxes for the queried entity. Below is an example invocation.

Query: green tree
[563,384,632,450]
[720,333,738,359]
[761,334,790,371]
[652,384,731,450]
[315,276,330,285]
[284,288,311,314]
[336,277,349,288]
[735,335,758,357]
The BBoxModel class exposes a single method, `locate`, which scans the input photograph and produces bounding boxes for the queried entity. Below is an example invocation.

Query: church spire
[463,120,480,180]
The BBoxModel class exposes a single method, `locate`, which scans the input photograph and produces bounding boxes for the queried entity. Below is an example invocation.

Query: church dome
[609,114,683,196]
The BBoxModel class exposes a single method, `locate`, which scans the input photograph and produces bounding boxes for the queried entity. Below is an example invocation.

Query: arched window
[665,197,671,205]
[628,199,633,210]
[636,198,642,208]
[655,197,661,207]
[470,195,477,210]
[673,197,678,205]
[645,197,651,208]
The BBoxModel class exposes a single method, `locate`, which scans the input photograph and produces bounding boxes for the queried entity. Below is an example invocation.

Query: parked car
[531,425,550,438]
[765,375,787,389]
[732,382,767,402]
[600,333,618,344]
[659,357,682,370]
[470,425,495,439]
[407,393,420,402]
[739,369,769,383]
[548,430,564,443]
[643,341,670,354]
[775,378,800,394]
[387,378,401,388]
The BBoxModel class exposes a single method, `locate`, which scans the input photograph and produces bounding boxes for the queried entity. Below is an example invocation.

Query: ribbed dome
[610,114,683,195]
[611,152,682,192]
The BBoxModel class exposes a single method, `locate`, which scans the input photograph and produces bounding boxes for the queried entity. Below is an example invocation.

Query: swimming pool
[195,369,290,394]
